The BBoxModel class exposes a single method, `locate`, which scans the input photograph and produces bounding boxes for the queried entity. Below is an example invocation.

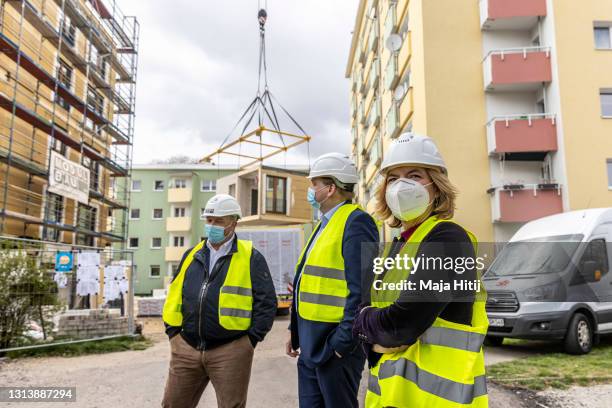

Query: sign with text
[48,151,90,204]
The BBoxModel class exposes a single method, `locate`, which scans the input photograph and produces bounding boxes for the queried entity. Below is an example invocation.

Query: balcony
[489,184,563,223]
[398,87,414,127]
[386,104,400,139]
[385,54,399,90]
[368,99,381,129]
[480,0,547,31]
[384,3,398,37]
[165,246,189,262]
[167,188,192,203]
[365,120,377,148]
[369,61,380,91]
[368,23,379,54]
[487,114,557,160]
[166,217,191,232]
[398,32,412,76]
[483,47,552,91]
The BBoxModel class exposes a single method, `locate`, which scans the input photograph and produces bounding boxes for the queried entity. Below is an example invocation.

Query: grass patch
[488,342,612,390]
[7,335,153,359]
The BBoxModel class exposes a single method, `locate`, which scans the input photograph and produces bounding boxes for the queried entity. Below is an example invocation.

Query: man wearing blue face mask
[162,194,277,408]
[286,153,379,407]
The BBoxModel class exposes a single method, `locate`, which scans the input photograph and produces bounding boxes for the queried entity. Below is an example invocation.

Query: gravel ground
[0,317,594,408]
[535,384,612,408]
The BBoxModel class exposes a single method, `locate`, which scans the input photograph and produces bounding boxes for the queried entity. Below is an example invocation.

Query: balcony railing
[385,54,399,90]
[165,246,189,262]
[369,60,380,91]
[368,99,381,129]
[486,113,557,159]
[386,104,400,139]
[480,0,547,31]
[167,188,192,203]
[384,3,397,38]
[488,183,563,223]
[166,217,191,232]
[483,46,552,91]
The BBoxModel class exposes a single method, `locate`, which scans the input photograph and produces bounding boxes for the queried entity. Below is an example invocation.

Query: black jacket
[290,204,379,367]
[165,235,277,350]
[353,222,476,367]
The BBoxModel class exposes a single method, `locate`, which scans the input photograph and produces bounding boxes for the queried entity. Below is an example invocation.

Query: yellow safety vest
[297,203,366,323]
[162,239,254,331]
[366,216,489,408]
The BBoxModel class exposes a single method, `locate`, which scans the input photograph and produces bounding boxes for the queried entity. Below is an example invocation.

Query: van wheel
[484,336,504,347]
[564,313,593,355]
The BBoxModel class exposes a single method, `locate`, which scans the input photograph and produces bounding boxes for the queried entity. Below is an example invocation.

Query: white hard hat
[380,133,447,174]
[203,194,242,218]
[308,152,359,185]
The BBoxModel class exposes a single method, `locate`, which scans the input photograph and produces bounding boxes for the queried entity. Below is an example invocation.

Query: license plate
[488,318,505,327]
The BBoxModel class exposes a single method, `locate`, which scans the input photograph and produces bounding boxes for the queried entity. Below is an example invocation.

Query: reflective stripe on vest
[365,216,489,408]
[297,203,366,323]
[218,239,253,330]
[162,239,253,331]
[162,240,206,326]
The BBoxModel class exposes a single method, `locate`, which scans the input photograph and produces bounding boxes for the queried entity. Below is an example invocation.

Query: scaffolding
[0,0,139,248]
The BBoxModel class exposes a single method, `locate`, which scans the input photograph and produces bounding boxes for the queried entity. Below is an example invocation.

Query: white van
[483,208,612,354]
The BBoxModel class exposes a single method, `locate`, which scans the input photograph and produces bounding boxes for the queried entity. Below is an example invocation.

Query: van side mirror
[579,260,601,282]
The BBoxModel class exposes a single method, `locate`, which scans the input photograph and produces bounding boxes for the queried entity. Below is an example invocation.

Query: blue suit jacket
[290,202,379,367]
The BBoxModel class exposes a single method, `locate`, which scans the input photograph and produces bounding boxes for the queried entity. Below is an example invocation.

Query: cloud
[121,0,358,165]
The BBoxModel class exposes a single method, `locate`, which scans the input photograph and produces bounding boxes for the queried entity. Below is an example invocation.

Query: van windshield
[486,234,584,277]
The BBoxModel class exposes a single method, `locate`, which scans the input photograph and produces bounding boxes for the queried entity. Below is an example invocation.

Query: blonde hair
[374,166,457,228]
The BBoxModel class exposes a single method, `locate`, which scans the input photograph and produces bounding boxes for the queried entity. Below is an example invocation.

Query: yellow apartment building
[347,0,612,242]
[0,0,138,247]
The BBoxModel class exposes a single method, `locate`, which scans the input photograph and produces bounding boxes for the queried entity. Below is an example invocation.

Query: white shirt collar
[206,233,235,254]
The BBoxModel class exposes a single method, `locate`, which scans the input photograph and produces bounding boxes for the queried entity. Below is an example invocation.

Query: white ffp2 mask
[385,178,433,222]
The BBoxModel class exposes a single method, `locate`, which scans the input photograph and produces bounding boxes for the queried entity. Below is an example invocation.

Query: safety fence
[0,236,135,354]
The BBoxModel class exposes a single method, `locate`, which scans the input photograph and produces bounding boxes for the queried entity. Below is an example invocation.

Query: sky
[121,1,359,166]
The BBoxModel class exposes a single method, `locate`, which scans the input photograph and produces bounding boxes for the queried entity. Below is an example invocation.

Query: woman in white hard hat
[353,133,489,408]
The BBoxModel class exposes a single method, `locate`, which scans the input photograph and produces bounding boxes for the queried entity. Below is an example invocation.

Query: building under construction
[0,0,138,247]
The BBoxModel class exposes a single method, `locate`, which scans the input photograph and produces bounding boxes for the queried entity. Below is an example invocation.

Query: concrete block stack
[55,309,129,339]
[136,297,165,317]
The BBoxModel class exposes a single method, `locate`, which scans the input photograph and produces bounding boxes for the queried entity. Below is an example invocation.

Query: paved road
[0,316,546,408]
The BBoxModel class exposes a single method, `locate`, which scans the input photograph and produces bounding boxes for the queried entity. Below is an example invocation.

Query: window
[129,237,139,249]
[87,85,104,116]
[601,91,612,117]
[579,239,609,281]
[266,176,287,214]
[130,208,140,219]
[174,207,186,217]
[153,208,163,219]
[89,45,109,81]
[76,204,97,247]
[174,179,186,188]
[149,265,161,278]
[201,179,216,192]
[59,14,76,47]
[44,193,64,242]
[51,138,67,156]
[594,25,612,49]
[171,264,179,277]
[154,180,164,191]
[151,237,162,249]
[56,59,72,111]
[607,159,612,189]
[131,180,142,191]
[229,183,236,197]
[173,236,185,247]
[82,156,100,192]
